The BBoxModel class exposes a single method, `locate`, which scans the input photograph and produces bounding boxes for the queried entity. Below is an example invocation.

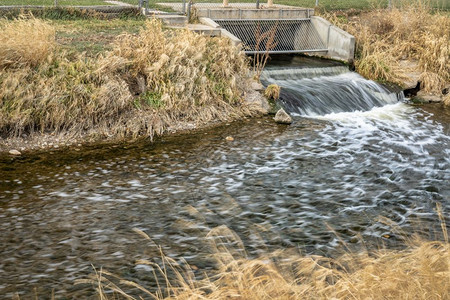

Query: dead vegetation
[83,224,450,300]
[321,0,449,94]
[444,94,450,106]
[0,16,55,69]
[0,17,260,142]
[265,84,281,100]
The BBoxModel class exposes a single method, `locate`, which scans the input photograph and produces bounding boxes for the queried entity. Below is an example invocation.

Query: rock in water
[9,149,21,156]
[274,108,292,124]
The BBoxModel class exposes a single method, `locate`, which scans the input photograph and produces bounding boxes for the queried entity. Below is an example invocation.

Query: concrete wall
[198,8,314,20]
[311,16,355,62]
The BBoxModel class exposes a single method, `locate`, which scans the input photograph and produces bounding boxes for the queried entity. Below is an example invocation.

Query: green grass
[52,18,145,55]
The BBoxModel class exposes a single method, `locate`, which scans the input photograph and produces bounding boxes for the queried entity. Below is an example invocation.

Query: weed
[253,22,278,81]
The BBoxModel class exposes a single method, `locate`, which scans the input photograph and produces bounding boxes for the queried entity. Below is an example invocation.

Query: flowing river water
[0,56,449,298]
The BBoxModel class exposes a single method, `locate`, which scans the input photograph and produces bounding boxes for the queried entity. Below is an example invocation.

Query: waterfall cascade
[260,66,403,116]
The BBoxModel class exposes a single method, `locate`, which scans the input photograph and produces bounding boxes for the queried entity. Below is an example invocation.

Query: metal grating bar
[215,19,327,54]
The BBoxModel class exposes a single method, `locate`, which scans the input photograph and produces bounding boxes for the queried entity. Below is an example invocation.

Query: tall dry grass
[443,94,450,106]
[0,18,259,141]
[83,225,450,300]
[0,16,55,69]
[322,1,449,93]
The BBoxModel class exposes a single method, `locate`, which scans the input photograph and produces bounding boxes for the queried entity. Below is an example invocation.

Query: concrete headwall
[311,16,355,62]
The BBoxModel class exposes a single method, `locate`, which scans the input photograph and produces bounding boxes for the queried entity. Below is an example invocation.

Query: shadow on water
[1,57,449,298]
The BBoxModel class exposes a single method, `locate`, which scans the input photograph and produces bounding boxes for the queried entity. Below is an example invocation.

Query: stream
[0,56,449,298]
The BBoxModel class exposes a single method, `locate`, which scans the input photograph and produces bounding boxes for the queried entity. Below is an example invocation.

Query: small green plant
[136,91,164,109]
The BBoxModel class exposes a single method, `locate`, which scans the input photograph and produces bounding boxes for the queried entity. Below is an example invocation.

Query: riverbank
[1,3,449,155]
[0,16,268,155]
[319,2,449,103]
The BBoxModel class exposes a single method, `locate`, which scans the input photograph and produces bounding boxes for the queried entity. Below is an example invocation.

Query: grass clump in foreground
[322,0,449,93]
[0,17,260,141]
[83,225,450,300]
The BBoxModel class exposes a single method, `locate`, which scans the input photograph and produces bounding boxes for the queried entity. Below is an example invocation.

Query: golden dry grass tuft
[322,1,450,93]
[102,20,252,123]
[86,228,450,300]
[264,84,281,100]
[0,19,260,141]
[443,94,450,106]
[0,16,55,69]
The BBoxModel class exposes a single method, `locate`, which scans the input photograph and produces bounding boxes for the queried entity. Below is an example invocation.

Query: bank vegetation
[0,16,263,150]
[85,225,450,300]
[321,0,449,103]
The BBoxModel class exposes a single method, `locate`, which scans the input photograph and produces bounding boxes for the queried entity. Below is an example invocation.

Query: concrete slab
[104,0,134,6]
[153,14,188,25]
[199,17,221,28]
[169,24,222,36]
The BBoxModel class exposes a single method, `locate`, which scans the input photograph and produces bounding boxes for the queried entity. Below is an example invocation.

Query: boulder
[416,91,442,103]
[250,81,264,91]
[274,108,292,124]
[244,89,270,114]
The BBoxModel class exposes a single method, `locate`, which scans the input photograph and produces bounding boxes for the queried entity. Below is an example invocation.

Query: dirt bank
[320,5,449,102]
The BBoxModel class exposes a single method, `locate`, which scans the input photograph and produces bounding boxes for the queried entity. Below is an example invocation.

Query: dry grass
[0,16,55,69]
[252,23,278,80]
[443,94,450,106]
[265,84,281,100]
[0,18,260,141]
[85,226,450,300]
[322,0,450,93]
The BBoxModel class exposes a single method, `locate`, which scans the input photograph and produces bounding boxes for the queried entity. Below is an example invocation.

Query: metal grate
[215,19,327,54]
